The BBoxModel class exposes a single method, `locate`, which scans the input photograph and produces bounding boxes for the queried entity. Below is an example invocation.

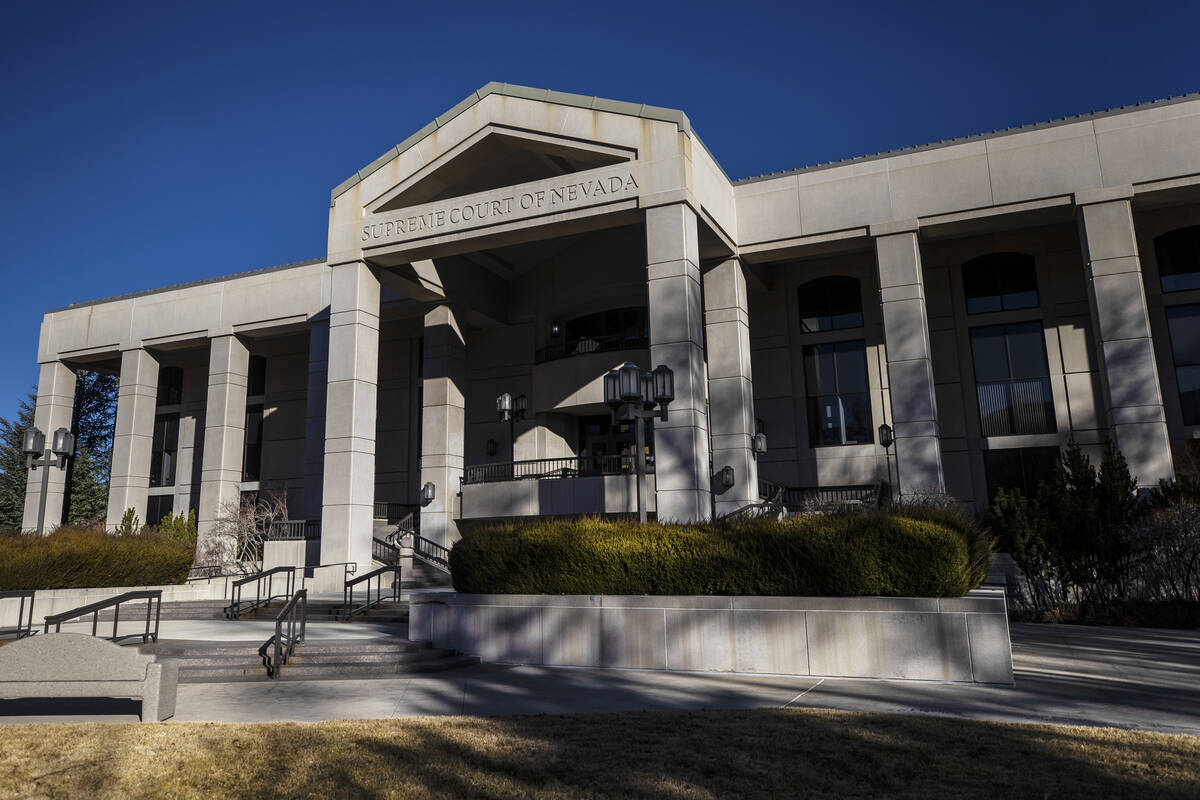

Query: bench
[0,632,179,721]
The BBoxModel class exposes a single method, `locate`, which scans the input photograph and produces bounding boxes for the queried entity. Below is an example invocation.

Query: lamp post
[603,362,674,524]
[22,426,75,534]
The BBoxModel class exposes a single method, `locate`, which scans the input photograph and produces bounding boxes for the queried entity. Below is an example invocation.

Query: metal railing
[343,565,401,618]
[225,567,296,619]
[0,590,36,639]
[373,502,419,522]
[782,483,886,511]
[373,536,402,566]
[392,530,451,572]
[462,454,653,485]
[43,590,162,644]
[717,479,787,523]
[263,589,306,678]
[264,519,321,540]
[535,332,649,364]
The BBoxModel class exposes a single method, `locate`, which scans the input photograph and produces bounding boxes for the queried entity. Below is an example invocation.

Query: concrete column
[872,222,945,497]
[1076,188,1174,487]
[197,335,249,553]
[419,304,466,548]
[107,348,160,528]
[703,258,758,516]
[173,414,199,515]
[321,261,379,569]
[303,316,329,521]
[21,361,77,532]
[646,204,712,521]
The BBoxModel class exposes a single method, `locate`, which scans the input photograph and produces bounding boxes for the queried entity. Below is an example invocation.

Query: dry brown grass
[1,708,1197,799]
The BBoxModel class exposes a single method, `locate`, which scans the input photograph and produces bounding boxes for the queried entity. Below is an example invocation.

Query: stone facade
[22,83,1200,571]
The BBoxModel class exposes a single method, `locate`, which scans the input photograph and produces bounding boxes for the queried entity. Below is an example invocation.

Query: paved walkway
[3,623,1198,733]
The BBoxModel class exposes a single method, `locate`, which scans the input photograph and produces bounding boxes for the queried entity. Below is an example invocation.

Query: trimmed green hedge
[0,527,195,590]
[449,513,988,597]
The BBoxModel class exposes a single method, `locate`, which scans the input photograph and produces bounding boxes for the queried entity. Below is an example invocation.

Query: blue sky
[1,0,1197,422]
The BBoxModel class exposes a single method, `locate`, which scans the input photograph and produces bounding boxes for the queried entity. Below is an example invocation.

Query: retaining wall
[409,590,1013,685]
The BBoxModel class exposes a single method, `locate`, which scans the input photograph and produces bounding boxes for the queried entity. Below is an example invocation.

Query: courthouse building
[23,83,1200,569]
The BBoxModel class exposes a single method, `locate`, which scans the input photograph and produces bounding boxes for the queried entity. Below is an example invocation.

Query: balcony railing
[534,333,649,364]
[264,520,321,540]
[462,454,654,485]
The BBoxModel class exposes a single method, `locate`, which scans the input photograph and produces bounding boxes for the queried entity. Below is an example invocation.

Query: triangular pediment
[370,126,634,213]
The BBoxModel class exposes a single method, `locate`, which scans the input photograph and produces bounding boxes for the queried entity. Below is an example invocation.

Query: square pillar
[107,348,160,528]
[872,223,945,497]
[197,335,249,556]
[703,257,758,516]
[419,304,466,548]
[646,204,712,521]
[303,316,329,521]
[321,261,380,569]
[22,361,77,532]
[1076,188,1174,487]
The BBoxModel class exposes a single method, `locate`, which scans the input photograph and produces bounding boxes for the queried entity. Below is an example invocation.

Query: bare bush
[193,492,290,576]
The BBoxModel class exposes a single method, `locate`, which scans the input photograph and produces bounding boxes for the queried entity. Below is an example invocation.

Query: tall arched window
[962,253,1039,314]
[1154,226,1200,293]
[797,276,871,446]
[797,276,863,332]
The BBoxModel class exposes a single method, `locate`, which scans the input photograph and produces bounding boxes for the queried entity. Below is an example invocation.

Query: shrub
[0,526,195,590]
[885,493,993,590]
[450,512,984,597]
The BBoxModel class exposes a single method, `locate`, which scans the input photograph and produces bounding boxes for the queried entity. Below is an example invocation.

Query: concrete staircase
[144,637,477,682]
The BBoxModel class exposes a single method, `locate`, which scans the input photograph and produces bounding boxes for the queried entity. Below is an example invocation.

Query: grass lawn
[1,708,1197,799]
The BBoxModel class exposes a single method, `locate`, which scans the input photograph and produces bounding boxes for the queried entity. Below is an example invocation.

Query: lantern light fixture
[719,465,736,489]
[751,432,768,457]
[878,423,894,450]
[421,481,436,505]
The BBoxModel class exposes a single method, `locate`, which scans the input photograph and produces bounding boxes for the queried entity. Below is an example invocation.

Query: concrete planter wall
[409,589,1013,685]
[0,577,231,629]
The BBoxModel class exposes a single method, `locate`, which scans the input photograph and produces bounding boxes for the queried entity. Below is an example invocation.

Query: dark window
[970,322,1056,436]
[804,340,873,446]
[242,404,264,481]
[247,356,267,397]
[983,447,1059,501]
[538,307,649,362]
[1166,304,1200,425]
[1154,226,1200,293]
[798,276,864,332]
[146,494,174,528]
[156,366,183,405]
[149,413,179,487]
[577,414,654,473]
[962,253,1039,314]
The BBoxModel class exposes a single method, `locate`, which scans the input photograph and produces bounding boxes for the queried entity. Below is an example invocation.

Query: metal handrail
[264,520,321,540]
[225,567,296,619]
[0,590,36,639]
[462,454,653,485]
[717,479,786,523]
[43,590,162,644]
[373,536,402,566]
[263,589,307,678]
[783,482,884,511]
[373,501,419,522]
[392,530,451,572]
[343,565,401,618]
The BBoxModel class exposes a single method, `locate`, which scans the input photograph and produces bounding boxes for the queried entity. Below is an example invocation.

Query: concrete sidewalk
[2,623,1198,734]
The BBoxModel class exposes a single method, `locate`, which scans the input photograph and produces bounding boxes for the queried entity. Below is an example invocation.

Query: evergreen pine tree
[0,392,36,530]
[63,370,117,526]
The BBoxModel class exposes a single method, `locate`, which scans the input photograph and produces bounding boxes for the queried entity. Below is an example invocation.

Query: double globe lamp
[603,362,674,524]
[22,426,75,534]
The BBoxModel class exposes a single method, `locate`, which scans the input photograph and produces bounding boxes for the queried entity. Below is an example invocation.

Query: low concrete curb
[409,589,1013,685]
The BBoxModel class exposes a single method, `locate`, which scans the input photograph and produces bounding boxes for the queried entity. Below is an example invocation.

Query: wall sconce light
[486,439,498,457]
[719,465,735,489]
[421,481,436,506]
[550,321,562,337]
[878,423,894,450]
[751,432,768,458]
